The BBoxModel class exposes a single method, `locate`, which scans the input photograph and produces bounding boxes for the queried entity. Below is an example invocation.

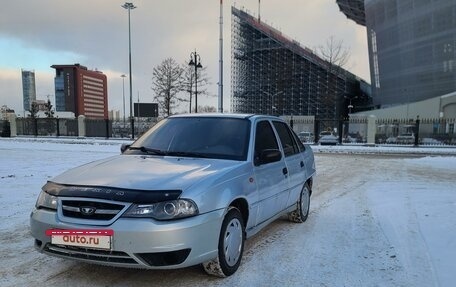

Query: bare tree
[318,36,350,73]
[182,63,211,113]
[317,36,351,120]
[152,58,185,117]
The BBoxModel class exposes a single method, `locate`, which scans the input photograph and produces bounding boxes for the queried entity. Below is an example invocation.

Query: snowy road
[0,139,455,286]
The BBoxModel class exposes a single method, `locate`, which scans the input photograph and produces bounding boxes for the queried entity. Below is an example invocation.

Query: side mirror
[255,149,282,166]
[120,143,130,154]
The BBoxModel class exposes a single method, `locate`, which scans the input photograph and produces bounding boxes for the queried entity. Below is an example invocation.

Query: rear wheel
[203,207,245,277]
[288,182,310,223]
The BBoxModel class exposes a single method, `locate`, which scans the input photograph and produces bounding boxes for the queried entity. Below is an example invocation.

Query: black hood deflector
[43,181,182,204]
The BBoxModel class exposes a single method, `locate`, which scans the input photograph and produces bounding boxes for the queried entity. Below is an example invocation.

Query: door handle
[282,167,288,175]
[300,161,304,168]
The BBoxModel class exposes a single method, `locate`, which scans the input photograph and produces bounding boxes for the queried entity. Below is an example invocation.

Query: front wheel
[288,182,311,223]
[202,207,245,277]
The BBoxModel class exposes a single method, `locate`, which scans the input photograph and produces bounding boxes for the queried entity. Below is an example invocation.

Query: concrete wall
[353,92,456,119]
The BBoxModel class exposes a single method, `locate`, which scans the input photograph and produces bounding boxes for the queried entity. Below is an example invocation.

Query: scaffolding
[231,6,365,121]
[336,0,366,26]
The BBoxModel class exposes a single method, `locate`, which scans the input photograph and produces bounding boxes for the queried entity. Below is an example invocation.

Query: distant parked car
[318,131,338,145]
[396,133,415,144]
[30,114,316,277]
[298,131,314,143]
[343,133,363,144]
[385,136,397,144]
[421,138,443,145]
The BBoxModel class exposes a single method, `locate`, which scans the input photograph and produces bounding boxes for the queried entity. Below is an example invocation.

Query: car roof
[169,113,284,122]
[169,113,253,119]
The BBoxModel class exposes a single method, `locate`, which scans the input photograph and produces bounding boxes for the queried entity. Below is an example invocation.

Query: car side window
[255,120,279,158]
[292,130,306,152]
[272,121,299,157]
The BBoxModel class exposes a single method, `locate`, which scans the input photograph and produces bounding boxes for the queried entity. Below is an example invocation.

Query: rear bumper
[30,208,224,269]
[319,141,338,145]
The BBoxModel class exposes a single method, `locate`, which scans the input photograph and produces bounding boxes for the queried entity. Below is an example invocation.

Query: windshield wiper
[166,151,210,158]
[127,146,167,155]
[127,147,210,158]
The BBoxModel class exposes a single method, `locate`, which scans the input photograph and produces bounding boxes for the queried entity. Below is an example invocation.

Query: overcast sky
[0,0,369,115]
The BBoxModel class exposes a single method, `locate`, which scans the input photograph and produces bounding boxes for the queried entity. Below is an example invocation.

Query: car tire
[202,207,245,277]
[288,182,310,223]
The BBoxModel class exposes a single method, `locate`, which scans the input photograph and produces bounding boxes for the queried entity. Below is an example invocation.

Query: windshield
[128,117,251,161]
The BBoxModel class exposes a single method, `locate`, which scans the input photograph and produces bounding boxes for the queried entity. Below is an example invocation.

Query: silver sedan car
[318,131,339,145]
[30,114,316,277]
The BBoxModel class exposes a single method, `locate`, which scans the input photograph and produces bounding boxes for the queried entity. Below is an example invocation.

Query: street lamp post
[122,2,136,139]
[121,74,126,128]
[343,95,358,143]
[189,50,202,113]
[344,96,358,114]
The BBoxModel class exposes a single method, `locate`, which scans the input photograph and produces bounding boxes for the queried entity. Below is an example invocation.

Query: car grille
[61,200,125,221]
[44,244,139,265]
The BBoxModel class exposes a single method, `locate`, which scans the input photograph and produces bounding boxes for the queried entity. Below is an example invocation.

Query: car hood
[51,154,243,191]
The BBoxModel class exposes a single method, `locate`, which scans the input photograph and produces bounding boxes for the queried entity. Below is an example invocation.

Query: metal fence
[4,116,456,146]
[376,118,456,145]
[16,118,37,136]
[0,120,10,137]
[285,117,456,146]
[85,119,111,138]
[16,118,79,137]
[57,119,79,137]
[287,117,368,144]
[111,119,157,138]
[12,117,158,139]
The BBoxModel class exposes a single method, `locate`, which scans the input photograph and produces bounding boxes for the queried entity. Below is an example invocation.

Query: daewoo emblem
[80,206,96,216]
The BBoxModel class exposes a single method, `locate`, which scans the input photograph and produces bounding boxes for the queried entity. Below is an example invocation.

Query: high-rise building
[51,64,108,119]
[337,0,456,107]
[21,69,37,111]
[231,7,369,120]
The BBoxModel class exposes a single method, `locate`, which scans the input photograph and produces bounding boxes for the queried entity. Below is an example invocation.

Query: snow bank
[0,138,455,286]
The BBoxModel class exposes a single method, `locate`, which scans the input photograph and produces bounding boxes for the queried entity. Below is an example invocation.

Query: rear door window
[272,121,299,157]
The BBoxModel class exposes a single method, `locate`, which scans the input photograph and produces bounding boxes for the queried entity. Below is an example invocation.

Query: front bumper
[30,208,224,269]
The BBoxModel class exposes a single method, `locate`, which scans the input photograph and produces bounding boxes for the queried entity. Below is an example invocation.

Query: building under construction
[231,6,369,120]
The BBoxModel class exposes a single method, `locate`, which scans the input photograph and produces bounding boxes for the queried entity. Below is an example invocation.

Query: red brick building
[52,64,108,119]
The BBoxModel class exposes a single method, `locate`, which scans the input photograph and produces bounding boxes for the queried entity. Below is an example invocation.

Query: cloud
[0,0,369,113]
[0,69,23,112]
[0,37,86,71]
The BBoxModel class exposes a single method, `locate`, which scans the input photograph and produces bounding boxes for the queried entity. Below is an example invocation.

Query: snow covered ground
[0,138,455,286]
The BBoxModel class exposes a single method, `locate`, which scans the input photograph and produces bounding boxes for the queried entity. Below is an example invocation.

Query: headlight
[35,190,58,210]
[123,199,198,220]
